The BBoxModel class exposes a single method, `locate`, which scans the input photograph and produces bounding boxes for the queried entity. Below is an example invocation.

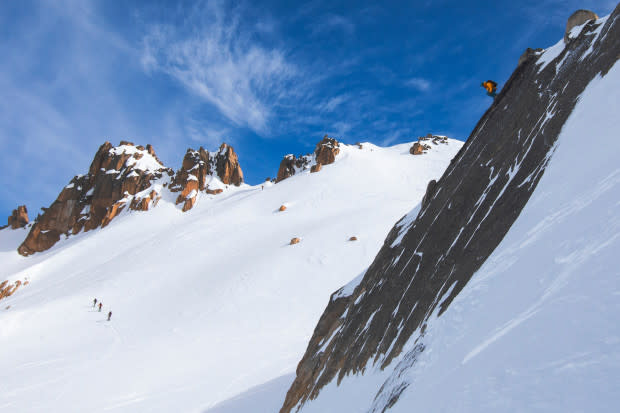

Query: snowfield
[0,140,461,412]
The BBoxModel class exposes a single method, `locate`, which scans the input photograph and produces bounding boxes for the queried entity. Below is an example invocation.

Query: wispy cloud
[311,14,355,36]
[141,1,299,135]
[319,95,349,112]
[405,77,432,92]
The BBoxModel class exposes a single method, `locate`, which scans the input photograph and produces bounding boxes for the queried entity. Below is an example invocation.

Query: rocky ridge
[17,141,244,256]
[281,7,618,412]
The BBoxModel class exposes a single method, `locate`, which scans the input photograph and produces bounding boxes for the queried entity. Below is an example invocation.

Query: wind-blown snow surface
[0,141,460,412]
[292,58,620,412]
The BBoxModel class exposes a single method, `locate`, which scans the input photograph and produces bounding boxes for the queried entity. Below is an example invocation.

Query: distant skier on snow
[481,80,498,98]
[98,302,102,312]
[107,311,112,321]
[93,298,97,308]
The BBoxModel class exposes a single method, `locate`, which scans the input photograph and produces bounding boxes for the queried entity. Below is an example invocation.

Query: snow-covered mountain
[0,137,461,412]
[2,6,618,413]
[278,7,620,413]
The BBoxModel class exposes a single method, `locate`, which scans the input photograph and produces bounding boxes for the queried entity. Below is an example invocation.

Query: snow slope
[0,140,461,412]
[291,41,620,413]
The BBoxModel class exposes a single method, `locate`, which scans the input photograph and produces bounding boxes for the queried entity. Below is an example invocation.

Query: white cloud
[141,1,299,135]
[319,95,348,112]
[405,77,431,92]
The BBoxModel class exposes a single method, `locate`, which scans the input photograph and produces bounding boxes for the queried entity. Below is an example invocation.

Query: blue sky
[0,0,616,220]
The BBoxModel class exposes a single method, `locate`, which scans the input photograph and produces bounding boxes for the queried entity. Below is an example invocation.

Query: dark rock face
[18,142,173,256]
[281,8,620,413]
[7,206,29,229]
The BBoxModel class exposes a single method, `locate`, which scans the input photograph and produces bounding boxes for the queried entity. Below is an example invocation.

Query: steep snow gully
[281,8,620,413]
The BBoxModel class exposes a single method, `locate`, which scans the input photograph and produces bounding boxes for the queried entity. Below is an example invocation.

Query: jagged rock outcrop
[169,144,244,211]
[276,155,312,183]
[18,141,173,256]
[214,143,244,186]
[6,206,29,229]
[276,136,340,183]
[314,135,340,165]
[410,134,448,155]
[281,8,620,412]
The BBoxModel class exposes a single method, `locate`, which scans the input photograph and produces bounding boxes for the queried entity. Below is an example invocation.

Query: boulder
[7,205,29,229]
[279,205,287,212]
[310,164,322,173]
[290,237,301,245]
[565,9,599,43]
[349,236,358,241]
[410,142,425,155]
[206,188,224,195]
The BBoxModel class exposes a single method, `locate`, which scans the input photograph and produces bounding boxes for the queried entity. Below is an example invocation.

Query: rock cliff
[281,7,620,412]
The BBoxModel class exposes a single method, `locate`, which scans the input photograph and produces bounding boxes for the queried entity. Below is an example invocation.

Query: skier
[93,298,97,308]
[98,302,102,312]
[107,311,112,321]
[481,80,498,98]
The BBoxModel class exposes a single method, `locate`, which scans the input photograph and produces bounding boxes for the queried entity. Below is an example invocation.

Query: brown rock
[310,163,322,173]
[206,188,224,195]
[349,236,358,241]
[279,205,287,212]
[170,144,243,211]
[410,142,425,155]
[101,201,126,228]
[276,154,311,183]
[131,190,161,211]
[18,142,172,256]
[565,9,598,43]
[7,205,29,229]
[290,237,301,245]
[0,279,28,301]
[314,135,340,165]
[214,143,244,186]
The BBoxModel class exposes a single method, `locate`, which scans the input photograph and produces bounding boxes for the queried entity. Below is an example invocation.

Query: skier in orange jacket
[481,80,498,97]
